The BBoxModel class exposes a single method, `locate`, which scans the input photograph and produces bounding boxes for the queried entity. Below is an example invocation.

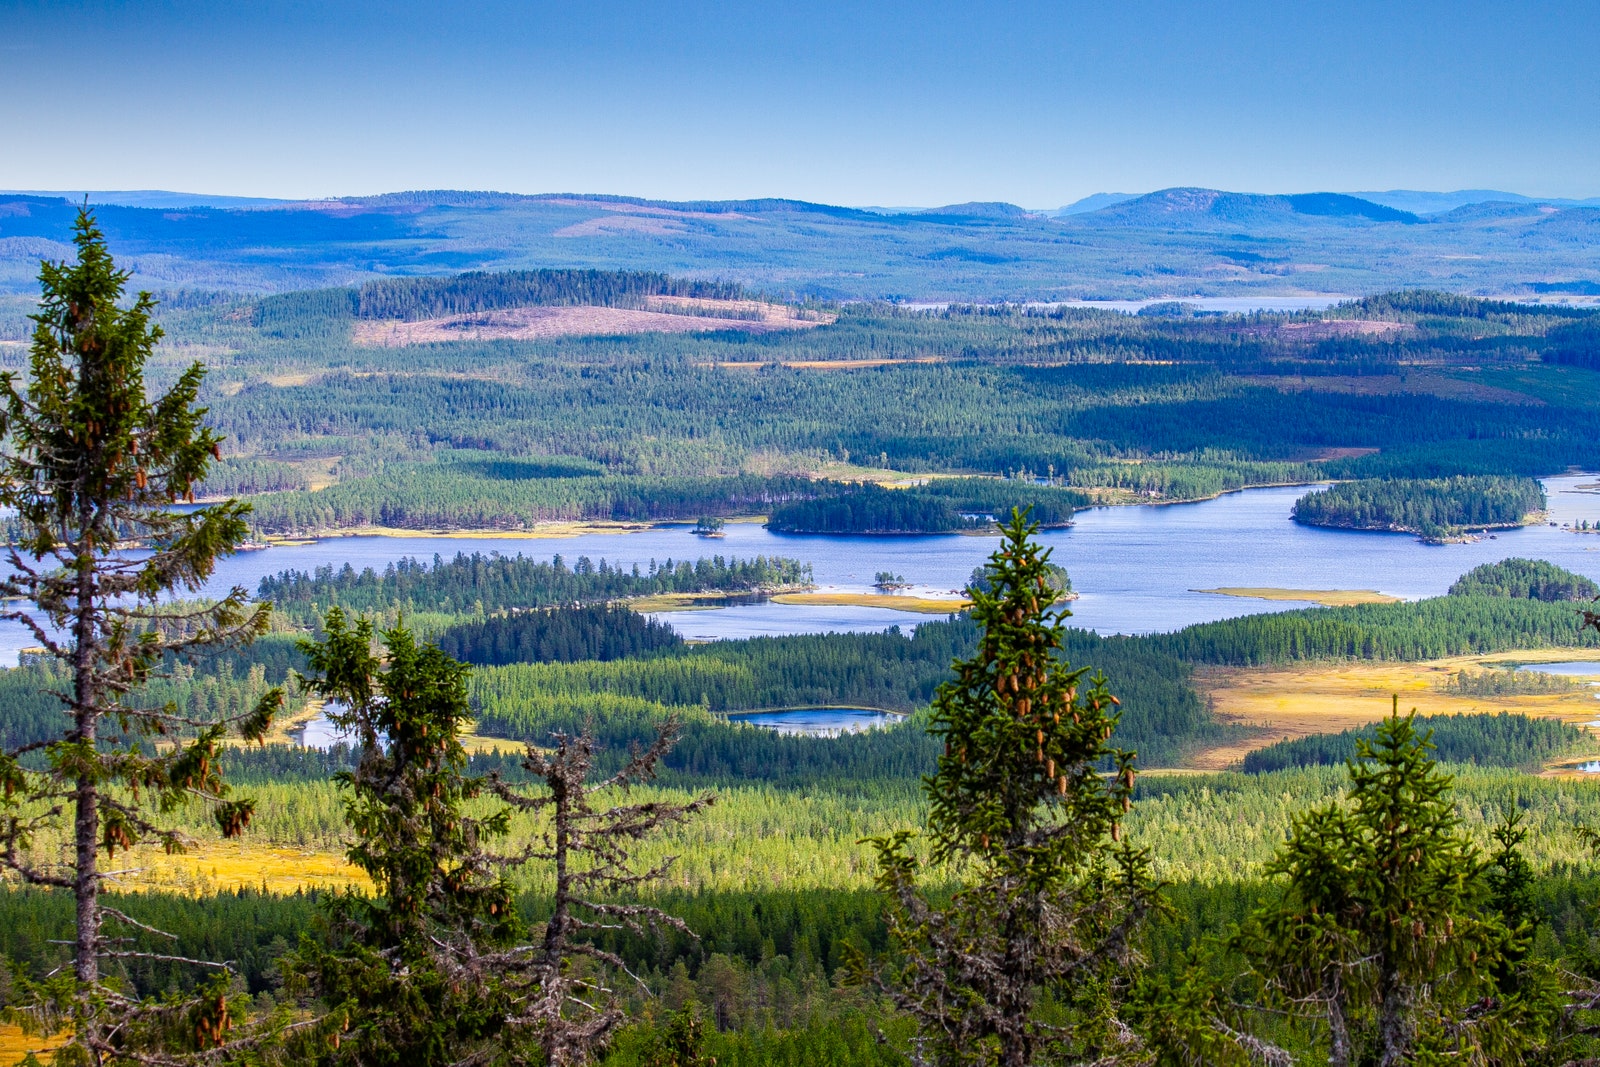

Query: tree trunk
[1377,964,1410,1067]
[73,536,99,987]
[541,778,572,1066]
[997,896,1030,1067]
[1322,977,1350,1067]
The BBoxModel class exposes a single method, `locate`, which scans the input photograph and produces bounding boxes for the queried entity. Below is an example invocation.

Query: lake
[1,472,1597,663]
[729,708,903,736]
[1518,661,1600,677]
[290,703,901,748]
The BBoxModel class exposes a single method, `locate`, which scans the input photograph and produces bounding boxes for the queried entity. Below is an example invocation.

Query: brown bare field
[1183,651,1600,770]
[353,298,830,347]
[1195,587,1402,607]
[1245,372,1541,405]
[553,214,688,238]
[542,197,750,223]
[699,357,943,371]
[1238,320,1415,342]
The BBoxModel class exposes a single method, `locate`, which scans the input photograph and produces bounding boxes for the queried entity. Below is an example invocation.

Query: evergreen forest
[10,233,1600,1066]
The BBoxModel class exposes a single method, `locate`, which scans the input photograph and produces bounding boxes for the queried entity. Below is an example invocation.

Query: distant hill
[3,186,1600,302]
[1055,192,1140,215]
[1350,189,1600,215]
[913,201,1034,220]
[1081,188,1416,226]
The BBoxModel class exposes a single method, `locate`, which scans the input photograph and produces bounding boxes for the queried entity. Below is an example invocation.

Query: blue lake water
[1518,661,1600,677]
[290,703,351,749]
[2,473,1598,664]
[728,708,902,736]
[290,704,901,748]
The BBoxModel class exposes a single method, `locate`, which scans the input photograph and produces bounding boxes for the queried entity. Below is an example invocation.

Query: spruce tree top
[925,509,1136,884]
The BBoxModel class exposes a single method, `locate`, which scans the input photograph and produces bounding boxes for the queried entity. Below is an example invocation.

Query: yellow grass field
[102,841,367,896]
[1195,586,1403,607]
[0,1022,66,1066]
[1185,650,1600,770]
[770,592,971,614]
[624,590,764,612]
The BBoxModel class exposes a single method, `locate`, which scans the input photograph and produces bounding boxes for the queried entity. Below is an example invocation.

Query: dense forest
[25,218,1600,1067]
[1240,711,1592,772]
[258,552,812,626]
[1291,475,1547,539]
[434,604,685,666]
[767,480,1084,534]
[1448,556,1600,600]
[123,287,1600,534]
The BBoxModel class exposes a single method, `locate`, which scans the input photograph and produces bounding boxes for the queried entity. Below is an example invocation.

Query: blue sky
[2,0,1597,205]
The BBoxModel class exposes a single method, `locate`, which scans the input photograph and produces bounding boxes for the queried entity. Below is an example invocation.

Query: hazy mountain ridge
[2,186,1597,301]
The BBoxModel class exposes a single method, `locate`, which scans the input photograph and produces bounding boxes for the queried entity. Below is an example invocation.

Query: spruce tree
[284,610,522,1066]
[1233,706,1557,1066]
[0,210,279,1060]
[285,612,712,1067]
[862,510,1158,1067]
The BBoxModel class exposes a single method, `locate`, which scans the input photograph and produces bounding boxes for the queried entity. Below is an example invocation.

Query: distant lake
[286,703,902,748]
[728,708,902,735]
[1518,661,1600,677]
[1,473,1597,663]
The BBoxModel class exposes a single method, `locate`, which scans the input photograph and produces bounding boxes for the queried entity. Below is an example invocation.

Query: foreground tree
[284,610,522,1065]
[0,210,279,1061]
[1231,707,1556,1066]
[288,611,712,1067]
[492,721,715,1066]
[861,510,1158,1067]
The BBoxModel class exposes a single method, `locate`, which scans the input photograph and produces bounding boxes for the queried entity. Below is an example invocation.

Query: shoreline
[243,471,1592,543]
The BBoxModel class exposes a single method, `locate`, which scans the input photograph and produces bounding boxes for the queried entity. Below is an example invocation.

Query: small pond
[290,703,350,750]
[286,703,903,748]
[727,708,903,736]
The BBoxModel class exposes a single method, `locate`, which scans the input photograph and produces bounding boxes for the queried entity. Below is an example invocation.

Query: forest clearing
[1188,650,1600,768]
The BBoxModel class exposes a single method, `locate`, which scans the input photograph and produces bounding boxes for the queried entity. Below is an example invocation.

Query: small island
[1291,475,1546,543]
[767,481,1082,535]
[692,516,727,537]
[969,561,1078,602]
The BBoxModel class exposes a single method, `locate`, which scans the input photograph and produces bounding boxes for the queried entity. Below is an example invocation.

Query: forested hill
[766,481,1085,534]
[357,270,746,319]
[252,269,750,335]
[1241,712,1591,773]
[1151,594,1600,665]
[1448,558,1600,601]
[1291,475,1546,540]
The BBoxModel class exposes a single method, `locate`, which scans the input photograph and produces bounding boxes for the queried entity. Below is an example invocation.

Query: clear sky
[2,0,1597,206]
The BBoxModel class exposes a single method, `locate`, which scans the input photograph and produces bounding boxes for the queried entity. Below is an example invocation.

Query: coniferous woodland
[259,552,813,626]
[1291,475,1547,539]
[1448,556,1600,600]
[1241,711,1591,773]
[13,229,1600,1065]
